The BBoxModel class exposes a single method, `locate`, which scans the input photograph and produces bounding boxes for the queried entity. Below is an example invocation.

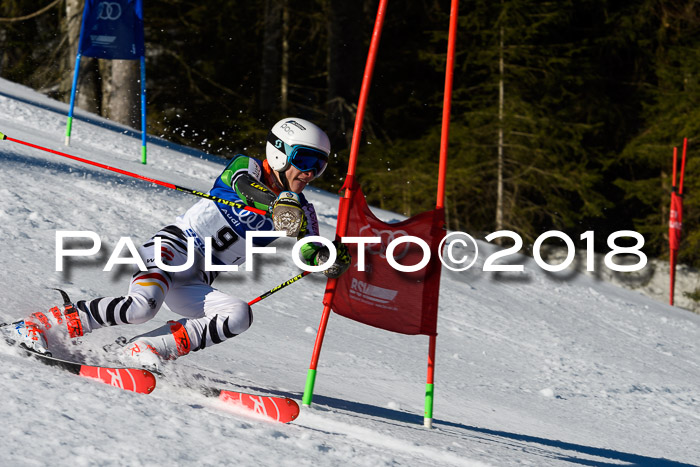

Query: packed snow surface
[0,78,698,466]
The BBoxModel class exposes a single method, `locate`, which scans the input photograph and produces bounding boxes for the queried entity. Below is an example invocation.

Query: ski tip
[0,131,6,140]
[78,365,158,394]
[286,398,300,421]
[142,370,157,394]
[218,390,300,423]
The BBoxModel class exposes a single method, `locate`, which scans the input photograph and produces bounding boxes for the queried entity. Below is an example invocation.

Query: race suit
[73,155,320,352]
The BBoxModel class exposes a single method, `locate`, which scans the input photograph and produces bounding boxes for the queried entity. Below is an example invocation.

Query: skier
[15,118,351,369]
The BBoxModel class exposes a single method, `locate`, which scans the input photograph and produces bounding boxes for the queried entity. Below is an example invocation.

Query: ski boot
[117,320,191,372]
[15,290,91,356]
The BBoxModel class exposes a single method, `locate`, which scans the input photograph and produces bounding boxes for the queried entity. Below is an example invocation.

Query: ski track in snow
[0,78,699,466]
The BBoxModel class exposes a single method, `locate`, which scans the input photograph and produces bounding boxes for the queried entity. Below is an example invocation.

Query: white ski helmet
[266,118,331,179]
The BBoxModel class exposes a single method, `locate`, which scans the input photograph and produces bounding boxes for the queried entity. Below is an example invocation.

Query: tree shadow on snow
[304,393,696,467]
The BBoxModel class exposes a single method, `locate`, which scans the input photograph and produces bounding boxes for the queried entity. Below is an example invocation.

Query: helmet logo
[274,139,283,149]
[285,120,306,131]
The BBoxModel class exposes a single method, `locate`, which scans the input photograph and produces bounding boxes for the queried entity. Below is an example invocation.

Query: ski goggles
[269,134,329,177]
[288,146,328,177]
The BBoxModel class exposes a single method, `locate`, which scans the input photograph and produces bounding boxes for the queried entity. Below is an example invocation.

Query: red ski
[217,389,300,423]
[18,346,157,394]
[2,329,156,394]
[77,364,156,394]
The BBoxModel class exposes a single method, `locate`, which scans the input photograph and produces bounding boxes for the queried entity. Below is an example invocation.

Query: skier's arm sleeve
[218,156,277,212]
[300,242,324,265]
[233,173,277,212]
[299,203,322,265]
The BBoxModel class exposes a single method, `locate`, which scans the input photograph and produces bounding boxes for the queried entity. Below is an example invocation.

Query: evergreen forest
[2,0,700,271]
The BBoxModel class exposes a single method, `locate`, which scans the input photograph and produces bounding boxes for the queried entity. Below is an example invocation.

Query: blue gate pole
[140,55,147,164]
[66,2,91,146]
[65,53,82,146]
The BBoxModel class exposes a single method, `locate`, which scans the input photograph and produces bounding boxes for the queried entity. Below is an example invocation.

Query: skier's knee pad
[124,294,161,324]
[220,302,253,335]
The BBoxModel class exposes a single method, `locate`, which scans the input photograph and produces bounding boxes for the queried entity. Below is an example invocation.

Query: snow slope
[0,77,699,466]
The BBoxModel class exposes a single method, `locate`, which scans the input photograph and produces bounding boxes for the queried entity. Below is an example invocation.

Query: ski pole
[248,270,312,306]
[0,131,268,216]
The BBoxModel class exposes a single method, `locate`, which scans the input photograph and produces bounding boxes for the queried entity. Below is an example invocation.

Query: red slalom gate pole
[680,138,688,195]
[669,139,688,306]
[670,147,679,306]
[0,131,268,216]
[302,0,389,408]
[424,0,459,430]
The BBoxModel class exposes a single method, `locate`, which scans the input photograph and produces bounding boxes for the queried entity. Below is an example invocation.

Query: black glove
[315,240,352,279]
